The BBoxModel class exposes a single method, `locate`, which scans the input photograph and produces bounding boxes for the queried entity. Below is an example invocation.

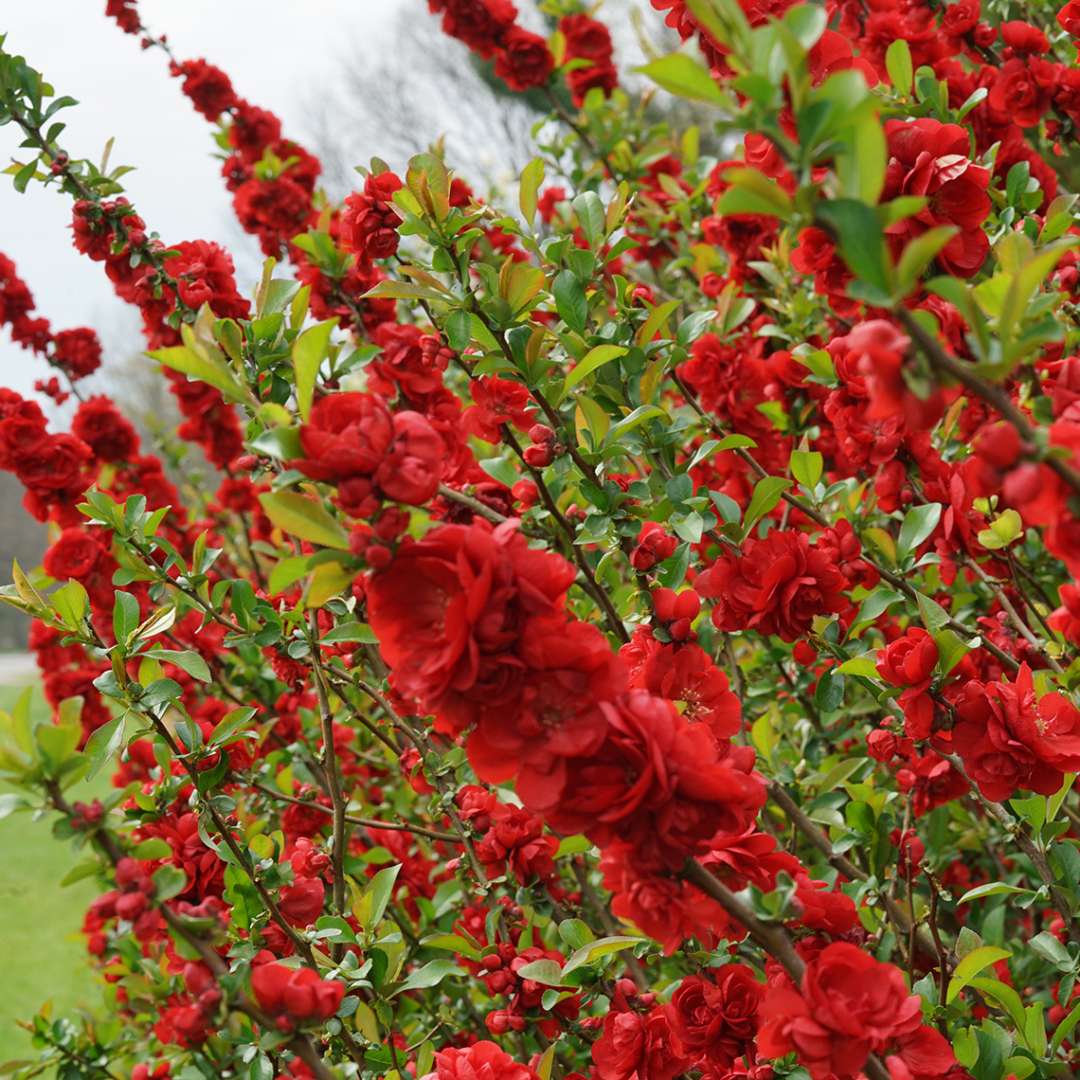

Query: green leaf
[419,933,483,961]
[562,936,645,977]
[513,958,566,986]
[968,977,1028,1037]
[292,318,338,423]
[148,344,246,403]
[553,269,588,334]
[790,449,823,489]
[1030,930,1071,967]
[113,591,140,646]
[321,621,378,644]
[897,502,941,560]
[209,707,257,746]
[853,586,905,628]
[519,158,545,227]
[946,946,1012,1004]
[896,225,957,296]
[391,958,463,996]
[636,53,729,106]
[716,433,756,450]
[934,627,972,676]
[572,191,605,248]
[606,405,667,442]
[836,655,878,679]
[564,345,627,393]
[885,39,913,96]
[1051,998,1080,1053]
[259,491,350,550]
[555,834,592,857]
[59,858,101,886]
[132,838,173,860]
[143,648,211,683]
[51,579,89,629]
[354,863,401,929]
[79,712,123,781]
[957,882,1033,905]
[268,554,314,595]
[0,792,29,820]
[815,198,891,297]
[840,108,887,206]
[741,476,791,538]
[977,509,1023,551]
[635,299,681,346]
[153,864,187,902]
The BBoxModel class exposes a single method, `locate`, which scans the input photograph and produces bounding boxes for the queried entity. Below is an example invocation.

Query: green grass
[0,684,112,1064]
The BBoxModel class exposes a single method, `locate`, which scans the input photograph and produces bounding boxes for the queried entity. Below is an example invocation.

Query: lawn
[0,682,110,1064]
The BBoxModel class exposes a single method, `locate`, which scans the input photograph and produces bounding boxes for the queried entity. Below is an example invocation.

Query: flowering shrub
[7,0,1080,1077]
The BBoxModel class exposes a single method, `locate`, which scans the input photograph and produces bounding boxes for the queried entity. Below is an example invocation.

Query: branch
[895,305,1080,499]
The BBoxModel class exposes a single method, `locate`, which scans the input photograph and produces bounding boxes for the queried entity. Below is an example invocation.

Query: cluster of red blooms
[0,253,102,402]
[169,56,322,257]
[7,0,1080,1075]
[67,196,248,467]
[423,1,619,103]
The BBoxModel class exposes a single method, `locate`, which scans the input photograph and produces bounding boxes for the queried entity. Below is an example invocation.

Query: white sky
[0,0,407,394]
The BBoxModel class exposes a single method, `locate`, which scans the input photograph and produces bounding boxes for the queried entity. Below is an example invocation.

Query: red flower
[561,14,613,61]
[667,965,762,1066]
[72,396,139,462]
[758,943,925,1079]
[592,1006,687,1080]
[494,28,554,91]
[630,522,678,571]
[431,0,518,59]
[250,953,344,1026]
[695,529,847,642]
[52,327,103,379]
[172,58,237,119]
[519,690,765,870]
[15,432,94,496]
[791,226,835,273]
[462,375,533,441]
[877,628,939,739]
[370,323,453,398]
[952,664,1080,800]
[466,612,624,784]
[620,629,741,741]
[474,803,558,883]
[1001,20,1049,54]
[43,528,105,583]
[296,392,394,483]
[374,411,444,506]
[278,877,325,927]
[941,0,980,37]
[882,118,991,278]
[1049,582,1080,645]
[366,519,576,735]
[603,850,733,953]
[1060,0,1080,35]
[341,172,403,260]
[988,58,1053,127]
[419,1040,538,1080]
[163,239,250,320]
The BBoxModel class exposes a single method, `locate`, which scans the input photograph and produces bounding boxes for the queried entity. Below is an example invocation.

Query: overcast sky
[0,0,407,394]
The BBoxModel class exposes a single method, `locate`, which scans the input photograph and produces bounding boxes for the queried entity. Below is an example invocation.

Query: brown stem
[895,305,1080,499]
[253,782,457,842]
[307,613,351,960]
[945,753,1079,942]
[683,857,893,1080]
